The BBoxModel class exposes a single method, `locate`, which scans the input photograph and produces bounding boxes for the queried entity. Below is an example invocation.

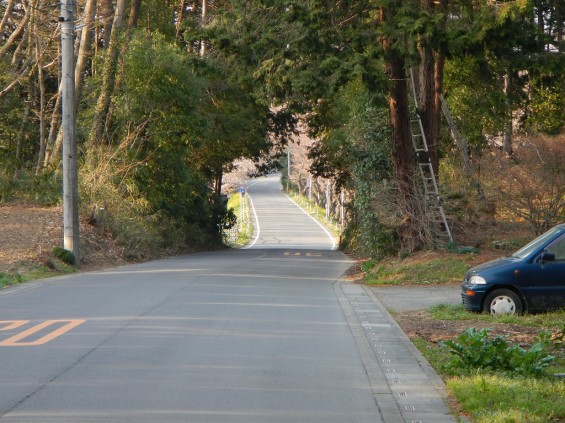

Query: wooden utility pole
[61,0,80,264]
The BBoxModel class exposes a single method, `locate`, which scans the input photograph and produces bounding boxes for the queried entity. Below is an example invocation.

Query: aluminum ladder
[408,68,453,244]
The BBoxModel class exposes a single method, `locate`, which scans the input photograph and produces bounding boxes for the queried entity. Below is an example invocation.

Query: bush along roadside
[0,272,23,288]
[420,325,565,422]
[440,327,557,376]
[0,248,78,289]
[52,246,77,266]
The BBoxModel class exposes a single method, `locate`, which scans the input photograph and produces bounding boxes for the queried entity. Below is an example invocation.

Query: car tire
[483,289,523,316]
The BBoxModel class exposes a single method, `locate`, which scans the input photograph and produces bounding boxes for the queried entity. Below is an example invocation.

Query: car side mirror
[539,251,556,263]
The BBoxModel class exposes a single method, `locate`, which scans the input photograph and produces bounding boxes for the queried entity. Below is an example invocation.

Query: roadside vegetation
[225,192,253,248]
[414,313,565,422]
[370,247,565,422]
[0,254,75,288]
[363,255,471,285]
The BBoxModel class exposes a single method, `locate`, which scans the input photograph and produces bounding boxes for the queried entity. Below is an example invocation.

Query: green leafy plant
[361,259,376,272]
[52,247,76,266]
[440,327,556,376]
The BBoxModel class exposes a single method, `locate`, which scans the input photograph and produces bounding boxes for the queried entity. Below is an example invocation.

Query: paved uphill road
[244,175,336,250]
[0,175,454,422]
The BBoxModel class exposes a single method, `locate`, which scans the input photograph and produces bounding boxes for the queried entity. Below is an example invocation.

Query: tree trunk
[379,2,418,252]
[44,86,61,167]
[417,48,438,175]
[88,0,128,146]
[556,1,563,51]
[502,72,512,155]
[101,0,114,49]
[75,0,97,107]
[387,55,415,202]
[128,0,142,31]
[27,0,47,175]
[433,49,445,156]
[35,44,47,175]
[199,0,207,56]
[176,0,188,44]
[417,0,447,177]
[14,88,33,181]
[214,168,223,198]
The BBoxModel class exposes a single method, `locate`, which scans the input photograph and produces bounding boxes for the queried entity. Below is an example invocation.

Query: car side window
[546,234,565,261]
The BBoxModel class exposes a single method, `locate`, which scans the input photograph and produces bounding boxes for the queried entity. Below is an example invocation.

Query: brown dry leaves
[394,310,543,346]
[0,204,126,272]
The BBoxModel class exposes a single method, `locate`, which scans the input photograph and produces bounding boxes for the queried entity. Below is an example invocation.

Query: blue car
[462,224,565,315]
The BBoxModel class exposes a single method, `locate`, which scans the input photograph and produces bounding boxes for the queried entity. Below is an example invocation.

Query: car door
[526,233,565,311]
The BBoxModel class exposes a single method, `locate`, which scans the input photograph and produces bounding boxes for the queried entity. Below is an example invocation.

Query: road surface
[244,175,336,250]
[0,175,453,422]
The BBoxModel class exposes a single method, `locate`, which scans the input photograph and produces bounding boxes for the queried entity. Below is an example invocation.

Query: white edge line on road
[242,194,260,249]
[286,195,337,250]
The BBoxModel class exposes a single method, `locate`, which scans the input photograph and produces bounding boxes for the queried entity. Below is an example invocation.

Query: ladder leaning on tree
[408,68,454,244]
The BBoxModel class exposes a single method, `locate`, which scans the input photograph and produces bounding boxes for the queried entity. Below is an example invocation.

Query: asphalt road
[245,175,336,250]
[0,175,453,422]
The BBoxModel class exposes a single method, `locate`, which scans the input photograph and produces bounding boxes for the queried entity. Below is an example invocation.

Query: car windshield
[512,226,563,259]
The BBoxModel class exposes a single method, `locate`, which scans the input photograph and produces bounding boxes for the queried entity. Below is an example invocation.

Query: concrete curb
[363,285,452,401]
[335,280,457,423]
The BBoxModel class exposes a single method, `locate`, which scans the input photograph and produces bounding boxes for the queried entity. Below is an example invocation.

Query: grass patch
[411,306,565,421]
[226,192,253,248]
[412,336,453,370]
[0,272,24,287]
[0,262,74,288]
[448,374,565,422]
[427,304,565,328]
[365,257,470,285]
[427,303,476,320]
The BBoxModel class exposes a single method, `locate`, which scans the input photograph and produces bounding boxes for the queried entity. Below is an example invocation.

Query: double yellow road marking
[0,319,85,347]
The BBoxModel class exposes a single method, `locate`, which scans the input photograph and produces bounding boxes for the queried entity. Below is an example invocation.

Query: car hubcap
[490,296,515,315]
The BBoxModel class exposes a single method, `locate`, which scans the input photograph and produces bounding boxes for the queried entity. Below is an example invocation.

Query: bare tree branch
[0,0,16,36]
[0,1,31,61]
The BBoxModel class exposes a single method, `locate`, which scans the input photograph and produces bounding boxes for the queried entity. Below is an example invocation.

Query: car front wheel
[483,289,523,316]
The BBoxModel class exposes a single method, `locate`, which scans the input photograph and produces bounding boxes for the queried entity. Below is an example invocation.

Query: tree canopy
[0,0,563,256]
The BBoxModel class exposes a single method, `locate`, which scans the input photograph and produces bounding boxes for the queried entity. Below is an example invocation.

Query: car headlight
[468,275,487,285]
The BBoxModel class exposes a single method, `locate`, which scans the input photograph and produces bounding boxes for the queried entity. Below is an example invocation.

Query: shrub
[526,81,564,135]
[440,327,556,376]
[52,246,76,266]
